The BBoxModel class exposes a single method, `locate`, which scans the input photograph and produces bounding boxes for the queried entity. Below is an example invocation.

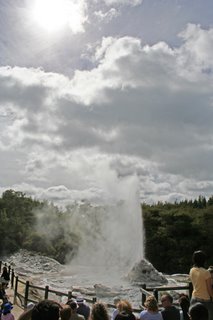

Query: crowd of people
[0,250,212,320]
[11,293,211,320]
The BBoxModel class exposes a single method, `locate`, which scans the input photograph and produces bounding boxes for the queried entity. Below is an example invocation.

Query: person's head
[113,297,121,307]
[66,298,76,305]
[31,300,61,320]
[2,266,8,273]
[192,250,206,267]
[161,294,173,308]
[2,303,13,315]
[179,294,190,312]
[17,309,33,320]
[90,302,109,320]
[144,295,158,312]
[189,303,208,320]
[60,306,72,320]
[179,294,190,320]
[68,300,78,313]
[117,300,133,314]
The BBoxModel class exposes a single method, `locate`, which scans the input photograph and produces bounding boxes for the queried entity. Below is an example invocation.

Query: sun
[31,0,87,33]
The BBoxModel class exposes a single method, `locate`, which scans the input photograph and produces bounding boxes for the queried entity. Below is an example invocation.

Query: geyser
[68,174,144,277]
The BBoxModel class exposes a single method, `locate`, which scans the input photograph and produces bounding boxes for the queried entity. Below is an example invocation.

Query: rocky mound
[125,259,168,285]
[3,249,63,275]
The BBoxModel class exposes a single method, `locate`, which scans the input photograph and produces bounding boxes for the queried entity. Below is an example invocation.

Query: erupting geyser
[68,174,144,277]
[3,172,166,302]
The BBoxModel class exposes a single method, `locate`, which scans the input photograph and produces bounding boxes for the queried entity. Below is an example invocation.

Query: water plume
[66,173,144,278]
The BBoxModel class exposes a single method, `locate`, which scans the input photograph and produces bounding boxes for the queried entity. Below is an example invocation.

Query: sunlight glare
[31,0,87,33]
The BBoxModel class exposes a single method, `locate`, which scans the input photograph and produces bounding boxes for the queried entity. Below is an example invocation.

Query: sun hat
[27,302,35,310]
[76,297,85,304]
[3,303,13,312]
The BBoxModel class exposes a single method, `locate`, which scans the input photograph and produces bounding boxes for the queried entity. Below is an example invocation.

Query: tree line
[0,189,80,264]
[0,189,212,274]
[143,196,213,273]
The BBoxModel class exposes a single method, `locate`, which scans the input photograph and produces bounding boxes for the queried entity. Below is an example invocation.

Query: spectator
[140,295,163,320]
[31,299,61,320]
[115,300,136,320]
[1,302,15,320]
[189,303,208,320]
[60,305,72,320]
[0,283,9,303]
[111,297,121,320]
[1,266,10,287]
[115,312,137,320]
[68,300,85,320]
[17,309,33,320]
[90,302,109,320]
[76,297,90,320]
[16,302,35,320]
[179,294,190,320]
[189,250,213,320]
[161,294,180,320]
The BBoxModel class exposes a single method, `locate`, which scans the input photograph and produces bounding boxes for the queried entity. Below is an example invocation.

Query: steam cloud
[34,166,144,278]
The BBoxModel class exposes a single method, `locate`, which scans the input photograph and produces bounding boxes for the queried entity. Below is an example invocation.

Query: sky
[1,0,213,207]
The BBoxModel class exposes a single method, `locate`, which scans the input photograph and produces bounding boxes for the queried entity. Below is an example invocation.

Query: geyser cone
[125,259,168,285]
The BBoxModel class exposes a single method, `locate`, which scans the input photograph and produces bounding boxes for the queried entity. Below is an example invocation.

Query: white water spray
[67,173,144,278]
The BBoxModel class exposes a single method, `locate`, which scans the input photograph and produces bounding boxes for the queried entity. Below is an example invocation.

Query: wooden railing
[14,276,98,307]
[140,283,192,306]
[0,261,106,309]
[0,261,191,313]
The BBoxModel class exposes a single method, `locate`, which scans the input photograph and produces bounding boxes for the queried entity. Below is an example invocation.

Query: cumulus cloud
[177,24,213,81]
[103,0,143,6]
[1,24,213,204]
[94,8,120,23]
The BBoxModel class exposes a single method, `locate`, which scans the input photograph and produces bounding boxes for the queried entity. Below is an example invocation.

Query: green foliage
[0,189,212,274]
[0,189,80,264]
[142,196,213,273]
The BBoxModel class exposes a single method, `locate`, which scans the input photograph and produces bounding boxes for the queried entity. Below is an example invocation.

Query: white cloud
[177,24,213,80]
[1,24,213,204]
[103,0,143,6]
[94,8,119,23]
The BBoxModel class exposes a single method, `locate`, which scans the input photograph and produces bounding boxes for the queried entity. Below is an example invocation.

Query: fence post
[141,284,146,306]
[11,269,15,288]
[189,282,193,299]
[153,289,158,302]
[24,281,30,308]
[14,276,19,305]
[68,291,72,300]
[45,285,49,300]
